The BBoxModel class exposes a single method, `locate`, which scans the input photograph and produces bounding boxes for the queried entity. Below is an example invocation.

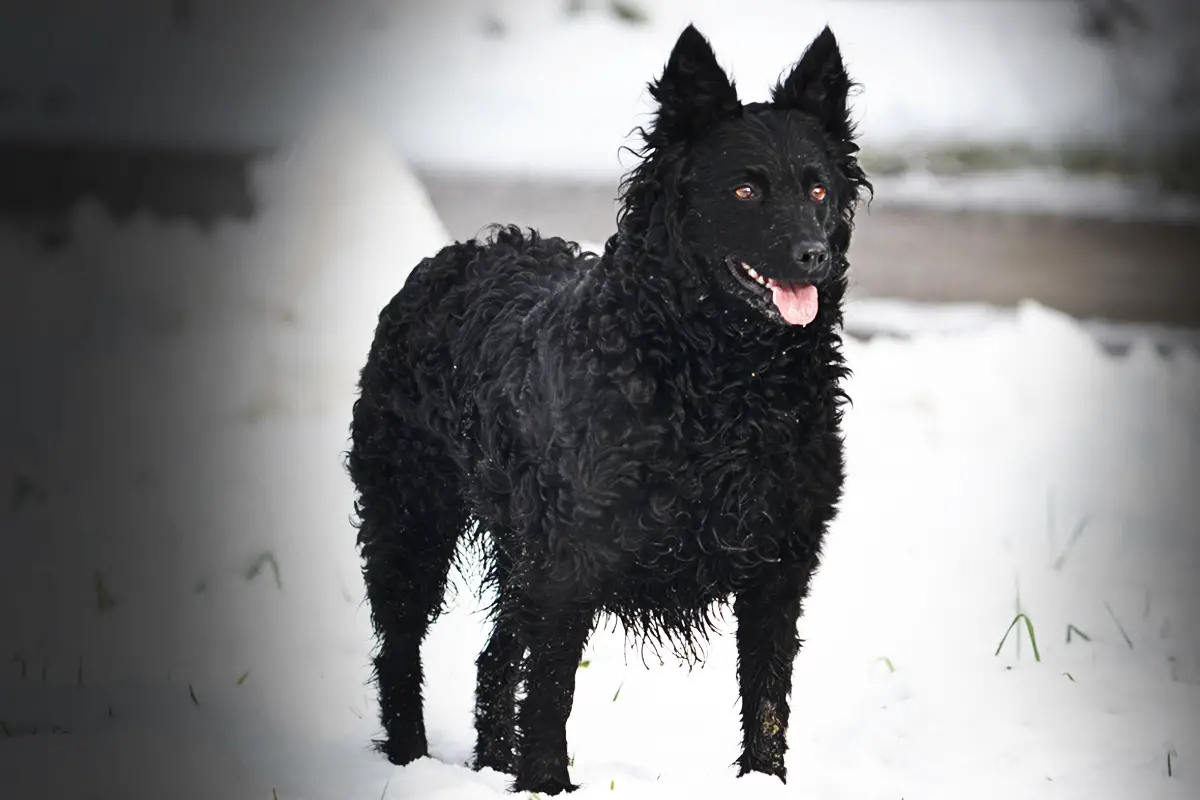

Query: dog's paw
[375,735,428,768]
[735,755,787,783]
[510,774,579,795]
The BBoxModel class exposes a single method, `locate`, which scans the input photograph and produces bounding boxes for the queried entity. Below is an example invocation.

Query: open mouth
[729,258,771,293]
[725,258,820,327]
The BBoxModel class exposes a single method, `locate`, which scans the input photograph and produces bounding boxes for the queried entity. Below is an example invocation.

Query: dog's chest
[599,390,834,605]
[674,352,818,456]
[629,358,834,540]
[675,385,817,506]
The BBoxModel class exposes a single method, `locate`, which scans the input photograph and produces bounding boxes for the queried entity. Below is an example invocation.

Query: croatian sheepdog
[348,23,871,795]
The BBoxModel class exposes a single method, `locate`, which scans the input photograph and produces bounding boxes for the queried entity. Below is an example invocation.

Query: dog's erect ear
[647,25,740,144]
[772,26,854,141]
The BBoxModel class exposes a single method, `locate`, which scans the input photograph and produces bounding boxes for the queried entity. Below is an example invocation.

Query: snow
[866,169,1200,223]
[851,296,1200,356]
[2,119,1199,799]
[366,0,1129,179]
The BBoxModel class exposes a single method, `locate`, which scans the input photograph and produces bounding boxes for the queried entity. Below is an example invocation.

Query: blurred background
[2,0,1199,333]
[2,2,1199,798]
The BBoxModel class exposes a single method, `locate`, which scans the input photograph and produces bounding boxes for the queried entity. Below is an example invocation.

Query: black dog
[348,24,871,795]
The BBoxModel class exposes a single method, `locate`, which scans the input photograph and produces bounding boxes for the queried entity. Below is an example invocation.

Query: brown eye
[810,185,827,203]
[733,184,756,200]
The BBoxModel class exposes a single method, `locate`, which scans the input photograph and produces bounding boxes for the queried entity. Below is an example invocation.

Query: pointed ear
[772,26,854,141]
[646,25,740,145]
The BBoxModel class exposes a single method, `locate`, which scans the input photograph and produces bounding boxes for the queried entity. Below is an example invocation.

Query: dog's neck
[596,230,846,360]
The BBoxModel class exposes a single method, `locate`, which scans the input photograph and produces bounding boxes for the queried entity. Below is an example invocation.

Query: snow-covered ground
[1,119,1198,799]
[865,169,1200,223]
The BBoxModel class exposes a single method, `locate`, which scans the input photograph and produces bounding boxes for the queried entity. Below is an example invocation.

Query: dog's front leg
[512,603,594,795]
[733,565,813,782]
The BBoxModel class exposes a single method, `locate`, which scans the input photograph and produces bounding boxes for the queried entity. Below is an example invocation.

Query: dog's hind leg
[349,401,466,767]
[733,564,814,783]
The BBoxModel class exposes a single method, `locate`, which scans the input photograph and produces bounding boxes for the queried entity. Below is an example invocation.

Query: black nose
[791,240,830,271]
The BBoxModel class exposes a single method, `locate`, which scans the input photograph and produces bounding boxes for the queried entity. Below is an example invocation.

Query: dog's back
[355,226,594,434]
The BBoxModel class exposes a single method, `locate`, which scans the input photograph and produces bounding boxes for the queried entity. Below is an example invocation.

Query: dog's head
[620,25,871,327]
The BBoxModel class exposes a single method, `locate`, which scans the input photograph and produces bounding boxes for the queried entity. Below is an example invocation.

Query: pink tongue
[768,280,819,326]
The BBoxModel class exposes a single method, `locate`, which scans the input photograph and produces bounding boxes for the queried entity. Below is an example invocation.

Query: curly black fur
[348,24,872,795]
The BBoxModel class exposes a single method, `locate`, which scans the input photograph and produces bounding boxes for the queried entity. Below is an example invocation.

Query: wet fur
[348,24,871,795]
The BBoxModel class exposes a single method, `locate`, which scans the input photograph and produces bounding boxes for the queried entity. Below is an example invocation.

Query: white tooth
[748,268,760,279]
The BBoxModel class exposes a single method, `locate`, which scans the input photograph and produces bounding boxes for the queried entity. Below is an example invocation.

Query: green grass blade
[1052,516,1091,571]
[1022,615,1041,661]
[246,552,283,590]
[1066,624,1091,643]
[1103,600,1134,649]
[995,613,1041,662]
[609,1,648,25]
